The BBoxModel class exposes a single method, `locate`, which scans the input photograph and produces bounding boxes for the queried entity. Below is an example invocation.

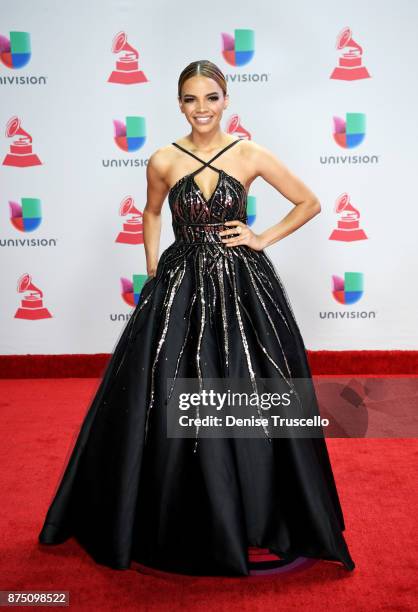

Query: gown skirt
[38,139,355,576]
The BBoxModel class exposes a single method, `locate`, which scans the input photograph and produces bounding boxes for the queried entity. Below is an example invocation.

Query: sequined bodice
[168,139,247,244]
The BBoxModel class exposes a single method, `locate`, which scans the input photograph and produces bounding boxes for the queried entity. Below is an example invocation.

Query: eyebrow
[182,92,219,97]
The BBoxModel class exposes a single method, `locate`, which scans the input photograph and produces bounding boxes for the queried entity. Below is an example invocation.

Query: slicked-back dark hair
[178,60,227,99]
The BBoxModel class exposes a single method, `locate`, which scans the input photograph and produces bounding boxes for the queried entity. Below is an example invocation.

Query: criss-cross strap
[171,138,240,175]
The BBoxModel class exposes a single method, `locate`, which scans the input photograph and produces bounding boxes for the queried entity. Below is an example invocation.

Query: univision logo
[10,197,41,231]
[114,116,146,151]
[0,31,31,68]
[246,195,256,226]
[333,113,365,148]
[332,271,363,304]
[320,113,379,165]
[319,272,377,319]
[221,29,269,83]
[1,197,57,248]
[102,116,148,167]
[121,274,148,305]
[222,29,254,66]
[0,31,47,85]
[110,274,151,321]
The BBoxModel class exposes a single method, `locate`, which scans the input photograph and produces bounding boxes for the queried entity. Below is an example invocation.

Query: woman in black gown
[38,60,355,576]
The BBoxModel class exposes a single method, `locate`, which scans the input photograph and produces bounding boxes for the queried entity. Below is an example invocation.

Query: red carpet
[1,378,417,611]
[1,349,418,378]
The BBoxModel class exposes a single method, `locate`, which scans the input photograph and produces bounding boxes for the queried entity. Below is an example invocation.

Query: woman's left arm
[220,141,321,250]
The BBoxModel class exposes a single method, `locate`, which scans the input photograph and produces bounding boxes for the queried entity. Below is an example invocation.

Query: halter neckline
[171,138,241,172]
[170,139,242,202]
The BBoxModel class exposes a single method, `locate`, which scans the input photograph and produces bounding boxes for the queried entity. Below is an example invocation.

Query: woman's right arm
[143,150,170,277]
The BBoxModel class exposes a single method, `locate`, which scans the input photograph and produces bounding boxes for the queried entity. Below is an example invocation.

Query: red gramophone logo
[115,196,144,244]
[329,193,368,242]
[3,116,42,167]
[14,273,52,320]
[107,31,148,85]
[226,114,251,139]
[330,27,371,81]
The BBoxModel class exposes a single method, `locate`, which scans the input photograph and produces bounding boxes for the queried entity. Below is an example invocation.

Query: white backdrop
[1,0,417,354]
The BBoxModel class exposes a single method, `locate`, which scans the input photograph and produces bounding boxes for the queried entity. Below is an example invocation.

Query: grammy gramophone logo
[107,31,148,85]
[329,193,367,242]
[14,273,52,320]
[2,116,42,167]
[115,196,144,245]
[226,114,251,140]
[330,27,371,81]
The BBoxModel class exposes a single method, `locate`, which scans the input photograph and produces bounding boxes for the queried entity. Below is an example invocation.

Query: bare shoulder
[147,144,175,174]
[235,139,277,182]
[146,144,177,187]
[240,140,319,206]
[239,139,274,161]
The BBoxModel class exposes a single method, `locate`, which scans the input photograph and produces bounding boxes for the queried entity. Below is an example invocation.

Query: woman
[38,60,355,576]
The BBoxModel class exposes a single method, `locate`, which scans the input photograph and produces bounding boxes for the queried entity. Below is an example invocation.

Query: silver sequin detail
[133,139,305,452]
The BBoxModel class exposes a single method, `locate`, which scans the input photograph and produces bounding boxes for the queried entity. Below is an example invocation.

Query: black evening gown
[38,138,355,576]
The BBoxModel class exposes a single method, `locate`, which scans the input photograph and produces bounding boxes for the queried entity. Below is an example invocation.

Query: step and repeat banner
[1,0,417,354]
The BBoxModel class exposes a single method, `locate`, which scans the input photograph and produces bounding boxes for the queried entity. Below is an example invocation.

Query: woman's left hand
[218,220,265,251]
